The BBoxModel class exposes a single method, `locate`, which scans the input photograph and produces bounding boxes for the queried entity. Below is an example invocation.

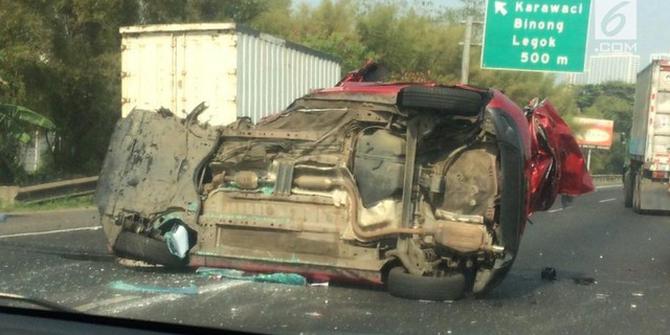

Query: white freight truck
[624,59,670,212]
[119,23,342,125]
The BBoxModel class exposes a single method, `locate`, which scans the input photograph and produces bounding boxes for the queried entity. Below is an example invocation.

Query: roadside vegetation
[0,0,630,186]
[0,194,93,213]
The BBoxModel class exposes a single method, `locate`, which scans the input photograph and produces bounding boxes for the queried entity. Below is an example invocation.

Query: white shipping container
[626,60,670,212]
[120,23,342,125]
[630,59,670,170]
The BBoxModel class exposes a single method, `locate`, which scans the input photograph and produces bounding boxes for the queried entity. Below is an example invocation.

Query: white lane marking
[599,198,617,203]
[0,226,102,239]
[98,280,248,314]
[596,184,623,190]
[76,295,141,312]
[547,208,563,213]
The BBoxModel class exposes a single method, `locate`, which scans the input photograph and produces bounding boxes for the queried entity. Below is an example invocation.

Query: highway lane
[1,186,669,334]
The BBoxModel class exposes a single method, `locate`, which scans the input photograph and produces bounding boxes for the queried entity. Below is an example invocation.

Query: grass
[0,194,94,213]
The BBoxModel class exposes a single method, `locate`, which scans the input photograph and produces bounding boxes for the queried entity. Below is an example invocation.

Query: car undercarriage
[96,83,589,300]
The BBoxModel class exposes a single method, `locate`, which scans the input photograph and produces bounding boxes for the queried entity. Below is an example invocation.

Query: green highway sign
[481,0,592,73]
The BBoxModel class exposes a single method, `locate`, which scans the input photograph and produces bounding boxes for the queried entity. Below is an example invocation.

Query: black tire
[632,173,643,214]
[472,256,516,297]
[113,231,187,268]
[624,171,633,208]
[387,267,466,301]
[397,86,488,117]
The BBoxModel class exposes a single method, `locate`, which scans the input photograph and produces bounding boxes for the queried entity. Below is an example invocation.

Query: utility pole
[460,16,483,84]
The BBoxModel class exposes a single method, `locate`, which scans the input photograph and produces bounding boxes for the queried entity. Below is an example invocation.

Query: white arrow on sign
[494,1,508,16]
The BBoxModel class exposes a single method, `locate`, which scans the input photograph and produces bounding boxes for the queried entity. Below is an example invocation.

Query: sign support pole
[587,148,592,171]
[461,16,473,84]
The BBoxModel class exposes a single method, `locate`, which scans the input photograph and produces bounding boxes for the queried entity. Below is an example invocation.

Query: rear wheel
[387,267,466,301]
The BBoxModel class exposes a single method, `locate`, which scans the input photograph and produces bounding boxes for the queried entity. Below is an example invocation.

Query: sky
[298,0,669,69]
[624,0,670,66]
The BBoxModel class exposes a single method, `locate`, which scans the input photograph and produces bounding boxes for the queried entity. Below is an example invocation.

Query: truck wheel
[624,171,633,208]
[113,231,187,268]
[387,267,466,301]
[632,174,642,214]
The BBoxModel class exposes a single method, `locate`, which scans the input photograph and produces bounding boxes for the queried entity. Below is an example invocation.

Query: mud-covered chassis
[97,87,529,300]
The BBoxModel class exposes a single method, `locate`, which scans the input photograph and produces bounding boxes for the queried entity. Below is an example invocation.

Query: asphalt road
[1,186,669,334]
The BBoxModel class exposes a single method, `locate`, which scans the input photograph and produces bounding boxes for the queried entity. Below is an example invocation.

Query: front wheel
[113,231,188,268]
[386,267,466,301]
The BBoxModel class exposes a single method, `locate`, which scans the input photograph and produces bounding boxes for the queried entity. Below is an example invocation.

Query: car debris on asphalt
[196,267,307,286]
[572,277,597,286]
[540,267,557,281]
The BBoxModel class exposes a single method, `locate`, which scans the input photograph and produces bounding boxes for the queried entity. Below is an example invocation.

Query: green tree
[0,0,269,183]
[0,104,55,184]
[252,0,371,71]
[138,0,270,24]
[574,82,635,174]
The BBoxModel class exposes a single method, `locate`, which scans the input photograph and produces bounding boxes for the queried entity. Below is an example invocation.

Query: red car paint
[317,82,415,95]
[526,99,595,212]
[189,255,383,285]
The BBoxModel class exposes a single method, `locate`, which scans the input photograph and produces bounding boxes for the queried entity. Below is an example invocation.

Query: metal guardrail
[590,174,622,186]
[13,176,98,204]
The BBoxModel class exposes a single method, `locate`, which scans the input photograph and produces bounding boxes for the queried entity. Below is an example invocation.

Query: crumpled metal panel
[526,100,595,213]
[96,109,219,243]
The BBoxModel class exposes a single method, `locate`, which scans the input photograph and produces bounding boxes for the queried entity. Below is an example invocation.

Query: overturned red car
[96,63,593,300]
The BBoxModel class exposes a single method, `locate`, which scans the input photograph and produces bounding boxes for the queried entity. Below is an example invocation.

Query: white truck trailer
[119,23,342,126]
[625,59,670,212]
